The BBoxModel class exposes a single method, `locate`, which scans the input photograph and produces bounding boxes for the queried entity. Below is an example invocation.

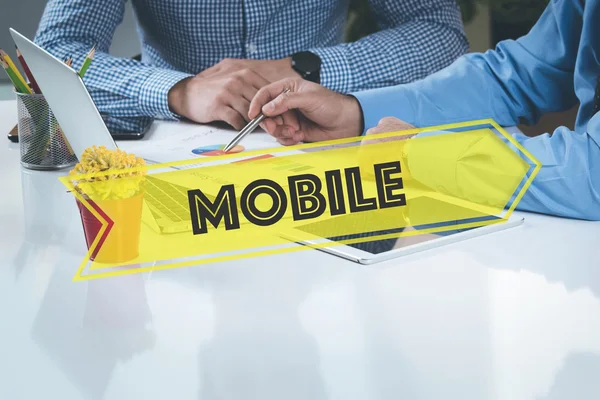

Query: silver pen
[223,88,290,153]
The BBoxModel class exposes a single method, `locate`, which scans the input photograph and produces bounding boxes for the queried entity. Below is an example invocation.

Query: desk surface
[1,99,599,400]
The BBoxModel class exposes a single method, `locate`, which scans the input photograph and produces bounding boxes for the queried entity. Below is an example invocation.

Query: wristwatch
[291,51,321,84]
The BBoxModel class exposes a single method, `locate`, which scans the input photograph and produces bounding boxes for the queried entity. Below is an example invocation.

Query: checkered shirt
[34,0,468,132]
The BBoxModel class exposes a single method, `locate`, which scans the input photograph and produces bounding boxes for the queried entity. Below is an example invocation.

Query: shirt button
[246,43,257,54]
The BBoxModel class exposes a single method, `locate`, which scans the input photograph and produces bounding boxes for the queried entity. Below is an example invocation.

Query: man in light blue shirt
[249,0,600,220]
[33,0,467,132]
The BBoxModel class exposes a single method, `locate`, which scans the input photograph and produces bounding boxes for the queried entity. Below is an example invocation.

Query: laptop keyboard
[145,176,194,223]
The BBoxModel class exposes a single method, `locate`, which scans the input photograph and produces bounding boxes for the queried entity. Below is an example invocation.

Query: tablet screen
[294,196,502,255]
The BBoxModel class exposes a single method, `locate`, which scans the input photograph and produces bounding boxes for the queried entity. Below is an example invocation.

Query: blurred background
[0,0,574,135]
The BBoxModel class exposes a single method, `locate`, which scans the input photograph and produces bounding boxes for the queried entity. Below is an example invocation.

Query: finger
[377,117,416,132]
[262,113,295,129]
[272,128,302,146]
[249,78,302,119]
[291,130,305,143]
[262,91,314,118]
[261,118,278,134]
[201,58,239,78]
[366,122,402,136]
[379,117,402,125]
[218,107,246,130]
[277,136,301,146]
[235,70,270,102]
[271,125,296,140]
[226,95,252,124]
[272,126,306,145]
[280,110,300,131]
[366,127,382,136]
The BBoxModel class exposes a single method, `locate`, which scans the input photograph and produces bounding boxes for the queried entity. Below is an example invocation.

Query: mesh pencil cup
[16,91,77,170]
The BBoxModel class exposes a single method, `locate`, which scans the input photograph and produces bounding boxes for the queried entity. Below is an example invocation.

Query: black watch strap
[291,51,321,84]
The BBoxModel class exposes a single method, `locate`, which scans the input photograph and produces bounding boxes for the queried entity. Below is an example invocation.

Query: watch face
[292,51,321,83]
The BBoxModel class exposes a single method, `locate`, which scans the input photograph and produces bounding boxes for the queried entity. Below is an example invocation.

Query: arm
[309,0,469,93]
[353,0,579,129]
[500,118,600,220]
[354,0,600,220]
[34,0,192,125]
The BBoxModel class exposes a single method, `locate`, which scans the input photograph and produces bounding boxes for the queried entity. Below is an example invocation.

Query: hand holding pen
[246,78,364,146]
[223,88,290,152]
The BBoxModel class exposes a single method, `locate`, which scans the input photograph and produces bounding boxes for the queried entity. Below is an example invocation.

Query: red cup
[76,194,143,263]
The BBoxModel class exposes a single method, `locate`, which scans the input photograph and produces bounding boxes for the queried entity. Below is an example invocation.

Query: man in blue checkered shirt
[34,0,468,131]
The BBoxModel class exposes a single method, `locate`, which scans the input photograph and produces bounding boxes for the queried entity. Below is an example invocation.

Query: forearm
[35,38,192,120]
[403,119,600,221]
[354,43,577,132]
[353,0,579,130]
[309,0,468,93]
[501,121,600,220]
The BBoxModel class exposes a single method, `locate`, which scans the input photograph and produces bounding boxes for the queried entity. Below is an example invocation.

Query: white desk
[1,99,599,400]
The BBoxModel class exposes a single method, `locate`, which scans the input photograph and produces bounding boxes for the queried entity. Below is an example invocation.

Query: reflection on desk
[1,100,599,400]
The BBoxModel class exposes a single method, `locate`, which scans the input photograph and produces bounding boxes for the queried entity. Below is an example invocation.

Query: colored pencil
[0,55,16,90]
[7,124,18,143]
[0,49,31,94]
[78,45,96,77]
[0,54,31,94]
[15,47,41,93]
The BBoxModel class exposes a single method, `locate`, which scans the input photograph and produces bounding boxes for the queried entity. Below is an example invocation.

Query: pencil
[15,47,41,94]
[65,56,73,67]
[78,45,95,78]
[0,49,31,94]
[0,54,31,94]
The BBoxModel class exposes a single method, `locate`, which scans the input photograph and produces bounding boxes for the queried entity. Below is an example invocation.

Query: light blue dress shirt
[354,0,600,220]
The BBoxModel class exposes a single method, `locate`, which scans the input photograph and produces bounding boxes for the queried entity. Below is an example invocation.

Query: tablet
[101,113,153,140]
[283,194,524,264]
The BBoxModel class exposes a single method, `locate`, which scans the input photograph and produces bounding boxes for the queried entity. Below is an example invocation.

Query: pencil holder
[16,91,77,170]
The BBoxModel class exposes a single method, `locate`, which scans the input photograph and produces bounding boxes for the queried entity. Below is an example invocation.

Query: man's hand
[199,58,300,84]
[248,78,364,145]
[359,117,418,147]
[168,68,270,130]
[366,117,416,136]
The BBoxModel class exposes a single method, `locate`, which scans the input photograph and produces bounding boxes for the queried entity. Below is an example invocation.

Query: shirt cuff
[138,69,193,120]
[352,86,418,135]
[309,46,353,94]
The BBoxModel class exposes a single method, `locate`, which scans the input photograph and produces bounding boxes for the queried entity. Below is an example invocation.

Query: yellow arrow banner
[61,120,540,281]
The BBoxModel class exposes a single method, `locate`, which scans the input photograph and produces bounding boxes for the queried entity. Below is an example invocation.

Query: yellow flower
[70,145,147,201]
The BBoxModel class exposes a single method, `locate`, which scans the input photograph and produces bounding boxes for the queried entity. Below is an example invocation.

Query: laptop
[10,28,198,234]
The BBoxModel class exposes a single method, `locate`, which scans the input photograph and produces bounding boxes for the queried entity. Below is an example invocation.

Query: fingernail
[264,102,275,112]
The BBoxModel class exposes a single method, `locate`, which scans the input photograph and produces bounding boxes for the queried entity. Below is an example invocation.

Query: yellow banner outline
[60,119,541,281]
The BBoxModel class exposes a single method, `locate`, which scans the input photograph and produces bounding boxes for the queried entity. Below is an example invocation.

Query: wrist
[138,69,193,120]
[345,95,365,137]
[168,77,192,117]
[279,57,302,80]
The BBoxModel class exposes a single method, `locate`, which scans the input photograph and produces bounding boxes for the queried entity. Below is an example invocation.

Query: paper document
[117,121,281,165]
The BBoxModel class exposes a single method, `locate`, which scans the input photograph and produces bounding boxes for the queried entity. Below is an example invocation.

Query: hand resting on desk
[168,58,299,130]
